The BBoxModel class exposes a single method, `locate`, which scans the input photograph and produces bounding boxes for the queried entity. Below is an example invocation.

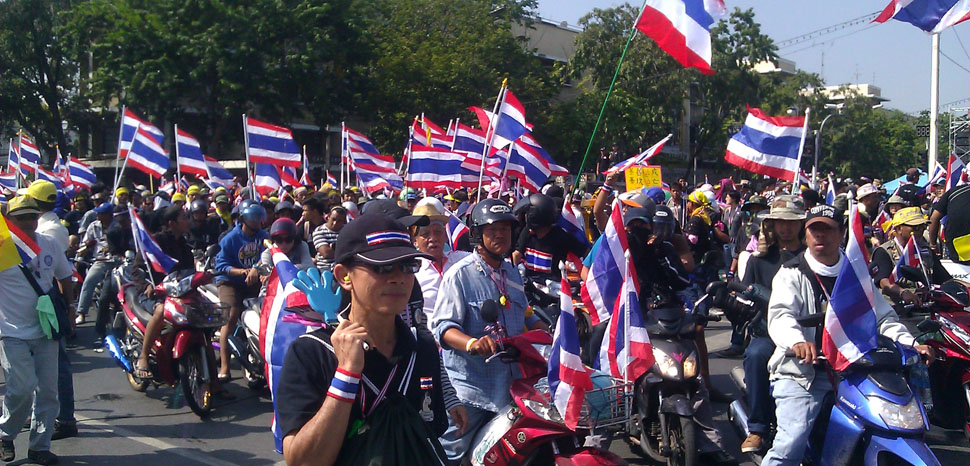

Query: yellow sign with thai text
[625,166,662,191]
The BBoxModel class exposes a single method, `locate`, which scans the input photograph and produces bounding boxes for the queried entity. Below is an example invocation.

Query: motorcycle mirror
[481,299,500,324]
[898,265,925,285]
[916,319,942,334]
[206,244,221,258]
[795,313,824,328]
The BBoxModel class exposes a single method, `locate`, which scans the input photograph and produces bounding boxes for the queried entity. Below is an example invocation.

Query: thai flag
[7,139,20,174]
[18,135,41,174]
[580,201,629,326]
[7,218,41,264]
[326,171,337,187]
[254,163,282,197]
[469,90,530,150]
[507,137,562,193]
[524,248,554,273]
[945,153,966,192]
[178,176,191,192]
[821,203,880,372]
[344,127,381,155]
[158,178,176,195]
[635,0,726,75]
[598,253,655,380]
[127,126,171,178]
[725,107,807,181]
[406,145,464,190]
[446,212,469,250]
[69,157,97,189]
[548,264,593,430]
[356,171,402,194]
[279,166,301,189]
[0,171,16,191]
[873,0,970,33]
[119,109,163,159]
[204,155,234,187]
[175,129,209,177]
[256,245,311,453]
[875,209,893,234]
[892,235,922,284]
[557,198,590,248]
[604,134,672,175]
[411,118,452,149]
[128,206,178,274]
[348,149,397,175]
[246,118,302,167]
[825,174,836,204]
[35,167,63,188]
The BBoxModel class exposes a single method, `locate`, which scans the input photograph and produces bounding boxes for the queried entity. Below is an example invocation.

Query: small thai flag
[8,219,41,264]
[892,235,922,283]
[326,171,337,187]
[129,206,178,274]
[420,376,433,390]
[446,213,469,250]
[524,248,553,273]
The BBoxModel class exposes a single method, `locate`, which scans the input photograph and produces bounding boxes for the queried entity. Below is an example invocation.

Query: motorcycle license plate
[470,405,517,466]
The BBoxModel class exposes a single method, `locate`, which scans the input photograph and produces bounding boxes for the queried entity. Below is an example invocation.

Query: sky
[535,1,970,115]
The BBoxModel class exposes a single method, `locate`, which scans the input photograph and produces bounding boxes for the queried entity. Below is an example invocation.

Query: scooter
[782,312,941,466]
[467,300,627,466]
[104,269,228,418]
[228,295,266,390]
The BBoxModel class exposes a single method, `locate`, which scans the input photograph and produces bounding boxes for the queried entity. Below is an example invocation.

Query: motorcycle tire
[125,328,149,392]
[180,346,212,418]
[665,415,697,466]
[632,414,667,462]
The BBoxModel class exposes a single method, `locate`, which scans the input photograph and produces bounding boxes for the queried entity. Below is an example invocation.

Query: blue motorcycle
[788,313,942,466]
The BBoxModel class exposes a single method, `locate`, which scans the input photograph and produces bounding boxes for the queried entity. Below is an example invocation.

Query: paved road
[1,319,967,465]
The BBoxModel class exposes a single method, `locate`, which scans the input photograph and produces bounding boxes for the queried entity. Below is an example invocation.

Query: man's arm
[766,268,808,351]
[928,210,944,252]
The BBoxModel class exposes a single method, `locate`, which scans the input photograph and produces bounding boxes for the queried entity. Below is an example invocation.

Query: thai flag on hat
[256,244,312,453]
[204,156,234,187]
[119,109,163,159]
[446,212,469,250]
[635,0,726,74]
[604,134,672,175]
[254,163,282,197]
[18,134,41,174]
[725,107,806,181]
[326,171,337,187]
[128,206,178,274]
[0,171,17,191]
[581,201,629,326]
[825,174,837,204]
[175,129,209,177]
[7,218,41,264]
[366,231,410,245]
[406,145,464,190]
[246,118,302,167]
[127,126,170,178]
[945,153,966,192]
[524,248,554,273]
[892,235,922,284]
[598,252,655,380]
[821,203,880,372]
[873,0,970,33]
[548,263,593,430]
[69,157,97,189]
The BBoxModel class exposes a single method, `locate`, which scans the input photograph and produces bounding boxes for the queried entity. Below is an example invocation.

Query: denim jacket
[432,251,540,412]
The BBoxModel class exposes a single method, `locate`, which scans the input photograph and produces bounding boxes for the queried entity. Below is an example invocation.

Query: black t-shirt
[275,317,448,450]
[516,226,590,281]
[153,230,195,281]
[685,215,714,262]
[934,184,970,261]
[187,216,222,251]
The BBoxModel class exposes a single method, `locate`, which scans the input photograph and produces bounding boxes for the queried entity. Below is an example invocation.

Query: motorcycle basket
[577,376,634,430]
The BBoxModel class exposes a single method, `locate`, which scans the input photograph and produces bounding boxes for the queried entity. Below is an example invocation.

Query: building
[802,84,890,105]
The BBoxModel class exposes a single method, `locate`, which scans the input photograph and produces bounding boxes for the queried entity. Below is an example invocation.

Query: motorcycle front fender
[172,330,205,360]
[862,434,941,466]
[554,447,627,465]
[659,393,694,416]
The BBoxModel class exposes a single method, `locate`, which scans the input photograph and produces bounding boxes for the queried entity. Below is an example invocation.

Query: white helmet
[414,196,445,215]
[341,201,359,214]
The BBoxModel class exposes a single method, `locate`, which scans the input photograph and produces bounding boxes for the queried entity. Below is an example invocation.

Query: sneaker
[51,421,78,440]
[741,433,764,453]
[1,440,13,461]
[715,346,744,358]
[92,338,104,350]
[75,313,86,325]
[27,449,58,465]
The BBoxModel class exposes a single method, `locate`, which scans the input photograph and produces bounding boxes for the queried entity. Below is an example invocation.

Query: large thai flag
[204,155,234,187]
[254,163,282,197]
[581,202,629,326]
[604,134,672,175]
[18,135,41,174]
[345,127,381,156]
[507,135,567,193]
[873,0,970,33]
[822,203,880,372]
[0,171,16,191]
[7,140,20,174]
[119,109,163,159]
[493,90,529,148]
[548,265,593,430]
[175,129,209,177]
[257,245,311,453]
[635,0,726,75]
[128,206,178,274]
[725,107,807,181]
[128,126,171,178]
[7,218,41,264]
[246,118,302,167]
[892,235,923,284]
[69,157,97,189]
[406,145,464,190]
[945,153,966,192]
[598,253,655,380]
[446,212,469,250]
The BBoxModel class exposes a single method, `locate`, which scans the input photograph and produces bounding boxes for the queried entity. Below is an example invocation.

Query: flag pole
[477,79,508,197]
[112,105,127,195]
[17,132,24,190]
[571,6,643,191]
[791,107,811,194]
[242,114,253,200]
[929,33,940,176]
[174,124,182,186]
[340,122,346,190]
[623,250,631,386]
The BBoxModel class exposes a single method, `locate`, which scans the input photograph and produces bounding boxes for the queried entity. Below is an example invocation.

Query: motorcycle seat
[123,285,156,326]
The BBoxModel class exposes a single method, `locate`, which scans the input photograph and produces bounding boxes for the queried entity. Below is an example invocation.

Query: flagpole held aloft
[340,121,346,191]
[242,114,253,200]
[477,79,508,197]
[174,123,183,185]
[112,105,127,197]
[791,107,811,194]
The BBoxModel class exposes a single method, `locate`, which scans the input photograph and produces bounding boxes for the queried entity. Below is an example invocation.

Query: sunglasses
[355,259,421,275]
[274,236,295,244]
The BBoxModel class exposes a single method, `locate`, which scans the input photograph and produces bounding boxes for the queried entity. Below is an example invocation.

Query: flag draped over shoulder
[548,264,593,430]
[1,215,40,271]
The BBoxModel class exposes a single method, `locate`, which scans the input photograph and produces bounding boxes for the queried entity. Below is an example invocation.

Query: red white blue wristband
[327,368,361,403]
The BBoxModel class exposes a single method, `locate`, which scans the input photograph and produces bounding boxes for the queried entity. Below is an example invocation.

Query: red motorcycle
[466,300,627,466]
[104,268,227,418]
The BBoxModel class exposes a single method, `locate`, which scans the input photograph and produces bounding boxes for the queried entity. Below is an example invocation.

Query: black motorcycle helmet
[189,199,208,215]
[512,193,558,228]
[468,199,517,245]
[652,205,677,241]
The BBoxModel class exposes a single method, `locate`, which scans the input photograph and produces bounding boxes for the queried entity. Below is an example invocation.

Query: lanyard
[475,253,509,307]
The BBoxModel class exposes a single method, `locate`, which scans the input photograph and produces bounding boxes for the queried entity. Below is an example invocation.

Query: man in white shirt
[410,201,469,329]
[28,181,69,252]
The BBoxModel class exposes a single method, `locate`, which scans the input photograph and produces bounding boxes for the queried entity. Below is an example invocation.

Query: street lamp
[814,104,843,187]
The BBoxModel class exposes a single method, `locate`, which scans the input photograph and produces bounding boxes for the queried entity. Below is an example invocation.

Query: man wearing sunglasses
[278,213,450,465]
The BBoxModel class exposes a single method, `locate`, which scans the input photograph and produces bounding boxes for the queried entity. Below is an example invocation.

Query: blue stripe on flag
[733,126,802,159]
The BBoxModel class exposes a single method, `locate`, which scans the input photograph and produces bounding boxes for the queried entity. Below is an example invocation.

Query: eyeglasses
[274,237,295,244]
[355,259,421,275]
[10,213,39,221]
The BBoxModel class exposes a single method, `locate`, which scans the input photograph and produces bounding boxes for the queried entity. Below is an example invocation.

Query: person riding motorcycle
[761,204,932,466]
[431,199,549,464]
[187,199,222,252]
[511,193,589,284]
[260,218,314,276]
[870,207,950,313]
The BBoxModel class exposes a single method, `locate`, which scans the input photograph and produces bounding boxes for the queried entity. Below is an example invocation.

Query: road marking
[75,413,239,466]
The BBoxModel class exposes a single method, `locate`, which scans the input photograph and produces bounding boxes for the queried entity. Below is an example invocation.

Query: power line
[953,28,970,65]
[941,50,970,75]
[776,11,881,49]
[783,24,879,56]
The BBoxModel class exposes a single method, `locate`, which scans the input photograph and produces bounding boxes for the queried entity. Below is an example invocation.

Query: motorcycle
[104,268,228,418]
[467,300,627,466]
[226,263,274,391]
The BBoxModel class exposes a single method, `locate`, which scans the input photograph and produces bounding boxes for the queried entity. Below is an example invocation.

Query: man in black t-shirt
[514,226,589,282]
[929,183,970,264]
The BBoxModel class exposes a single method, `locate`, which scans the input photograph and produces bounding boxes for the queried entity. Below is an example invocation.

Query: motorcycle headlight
[521,398,563,425]
[652,347,680,378]
[867,395,925,430]
[682,352,698,378]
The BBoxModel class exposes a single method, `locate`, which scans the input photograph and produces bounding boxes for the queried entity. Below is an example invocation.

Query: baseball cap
[619,190,651,208]
[116,187,129,196]
[805,204,843,229]
[94,202,114,214]
[275,201,295,213]
[623,207,653,226]
[187,185,201,195]
[360,199,430,228]
[214,193,230,205]
[765,195,806,221]
[892,207,928,227]
[856,183,879,200]
[172,192,186,203]
[6,195,41,217]
[27,180,57,203]
[334,213,433,265]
